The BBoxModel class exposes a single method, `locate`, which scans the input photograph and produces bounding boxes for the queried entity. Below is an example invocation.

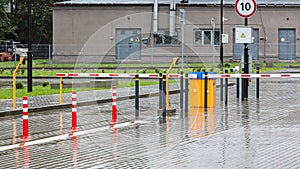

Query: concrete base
[166,108,176,116]
[157,108,176,116]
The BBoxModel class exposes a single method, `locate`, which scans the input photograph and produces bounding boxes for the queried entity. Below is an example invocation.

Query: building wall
[52,5,300,63]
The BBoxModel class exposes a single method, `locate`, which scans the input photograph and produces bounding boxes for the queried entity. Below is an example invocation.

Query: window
[154,29,180,46]
[194,29,220,46]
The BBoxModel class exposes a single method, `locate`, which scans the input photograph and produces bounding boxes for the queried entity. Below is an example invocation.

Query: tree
[0,0,17,40]
[10,0,63,44]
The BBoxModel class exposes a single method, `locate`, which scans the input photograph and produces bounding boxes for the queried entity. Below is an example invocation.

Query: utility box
[188,72,216,108]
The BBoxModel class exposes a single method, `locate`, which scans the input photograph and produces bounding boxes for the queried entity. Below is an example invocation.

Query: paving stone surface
[1,77,300,168]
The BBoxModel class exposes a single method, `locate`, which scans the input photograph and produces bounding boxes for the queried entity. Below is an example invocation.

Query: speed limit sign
[235,0,257,18]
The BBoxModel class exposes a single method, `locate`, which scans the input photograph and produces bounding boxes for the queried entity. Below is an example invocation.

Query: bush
[21,69,26,75]
[42,82,49,87]
[0,68,4,74]
[154,68,160,73]
[16,81,24,89]
[224,63,231,68]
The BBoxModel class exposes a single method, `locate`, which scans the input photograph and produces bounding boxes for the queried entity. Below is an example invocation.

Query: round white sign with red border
[235,0,257,18]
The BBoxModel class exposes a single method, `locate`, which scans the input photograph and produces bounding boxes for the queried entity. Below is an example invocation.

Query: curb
[0,83,235,117]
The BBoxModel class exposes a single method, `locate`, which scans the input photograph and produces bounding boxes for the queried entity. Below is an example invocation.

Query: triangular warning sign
[241,33,246,38]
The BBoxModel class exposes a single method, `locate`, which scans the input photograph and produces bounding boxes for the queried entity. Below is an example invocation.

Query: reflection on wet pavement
[1,79,300,168]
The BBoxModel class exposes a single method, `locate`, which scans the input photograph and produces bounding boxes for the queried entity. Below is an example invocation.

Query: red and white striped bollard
[70,91,79,131]
[111,86,119,124]
[21,96,30,140]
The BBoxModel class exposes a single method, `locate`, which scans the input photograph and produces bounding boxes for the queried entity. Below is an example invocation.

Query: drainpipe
[169,0,176,36]
[153,0,158,34]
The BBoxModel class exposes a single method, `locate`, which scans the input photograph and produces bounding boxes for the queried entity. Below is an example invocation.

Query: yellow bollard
[59,77,63,104]
[13,57,25,109]
[165,57,179,112]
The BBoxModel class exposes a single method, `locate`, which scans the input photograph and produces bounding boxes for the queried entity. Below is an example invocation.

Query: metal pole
[225,70,228,105]
[180,71,184,111]
[27,0,32,92]
[162,75,167,118]
[181,17,184,72]
[204,72,208,110]
[244,18,249,98]
[256,67,259,98]
[220,0,224,102]
[135,74,139,120]
[220,0,224,67]
[184,73,189,116]
[159,73,163,109]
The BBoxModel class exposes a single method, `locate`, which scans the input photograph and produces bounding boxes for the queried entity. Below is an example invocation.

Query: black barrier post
[256,67,259,99]
[204,72,208,110]
[180,71,184,111]
[159,73,163,109]
[225,70,228,105]
[184,73,189,116]
[135,74,139,120]
[241,68,245,101]
[220,76,223,102]
[236,78,239,99]
[162,75,167,118]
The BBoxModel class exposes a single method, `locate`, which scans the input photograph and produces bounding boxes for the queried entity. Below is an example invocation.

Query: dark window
[154,29,180,46]
[194,29,220,46]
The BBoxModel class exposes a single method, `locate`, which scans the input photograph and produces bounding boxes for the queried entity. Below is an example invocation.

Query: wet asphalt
[1,77,300,168]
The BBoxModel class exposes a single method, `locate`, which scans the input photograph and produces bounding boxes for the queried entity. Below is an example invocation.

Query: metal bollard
[180,71,184,111]
[256,67,260,98]
[241,68,245,101]
[220,71,224,102]
[135,74,139,120]
[225,70,228,105]
[184,73,189,116]
[204,72,208,109]
[162,75,167,118]
[236,78,239,99]
[159,73,163,109]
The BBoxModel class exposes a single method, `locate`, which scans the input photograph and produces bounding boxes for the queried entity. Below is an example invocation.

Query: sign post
[234,0,256,100]
[180,9,185,72]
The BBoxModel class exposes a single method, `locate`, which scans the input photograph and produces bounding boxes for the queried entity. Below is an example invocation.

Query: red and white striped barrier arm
[56,73,68,77]
[205,74,300,79]
[56,73,181,79]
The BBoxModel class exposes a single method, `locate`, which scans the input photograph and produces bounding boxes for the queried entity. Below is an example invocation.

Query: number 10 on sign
[235,0,257,18]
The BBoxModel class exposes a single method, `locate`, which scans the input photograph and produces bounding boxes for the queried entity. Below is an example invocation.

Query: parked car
[0,40,28,61]
[0,52,13,62]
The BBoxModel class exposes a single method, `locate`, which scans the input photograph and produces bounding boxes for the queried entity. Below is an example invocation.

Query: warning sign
[241,33,246,38]
[135,37,140,42]
[235,27,253,43]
